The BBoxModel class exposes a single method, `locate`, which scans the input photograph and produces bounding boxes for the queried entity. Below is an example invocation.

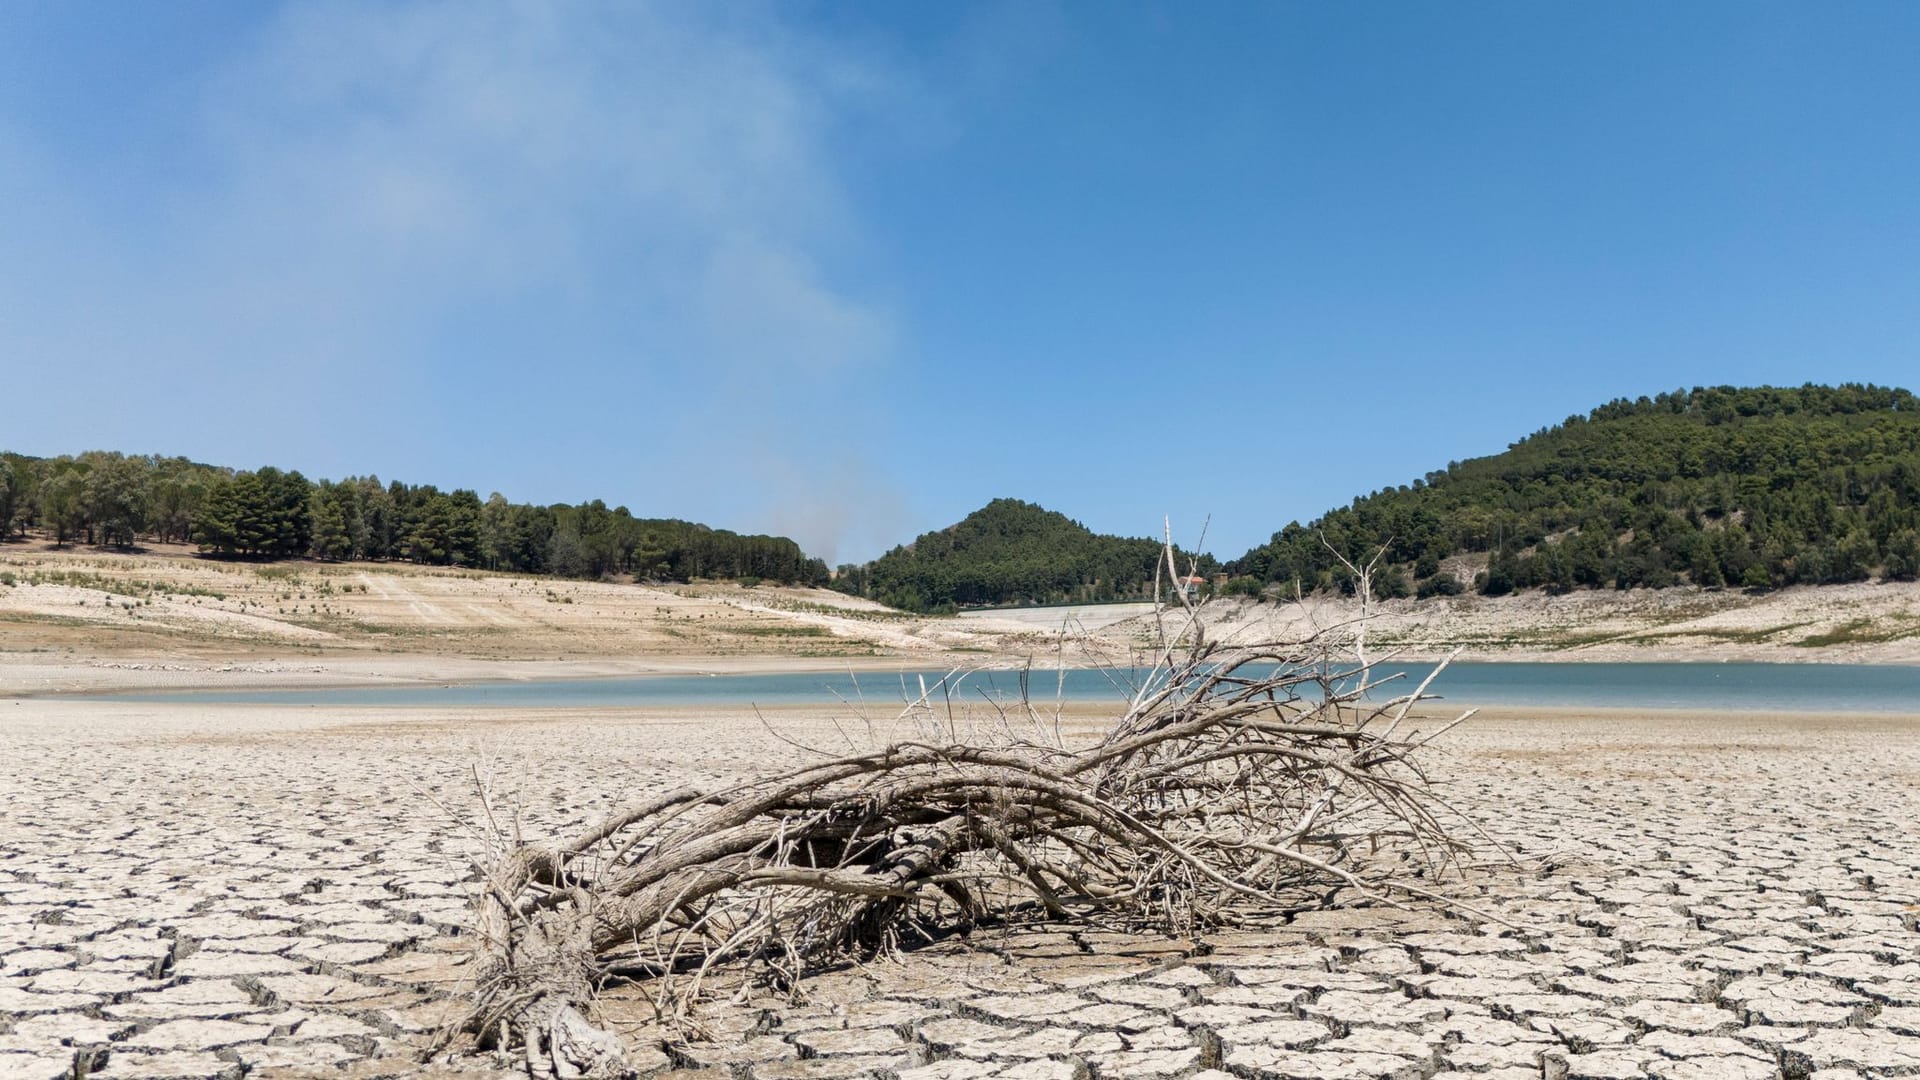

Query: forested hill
[832,498,1215,612]
[1229,384,1920,598]
[0,450,827,585]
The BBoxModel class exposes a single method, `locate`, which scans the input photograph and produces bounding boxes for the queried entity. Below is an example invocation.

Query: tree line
[0,451,828,585]
[1227,383,1920,598]
[832,497,1217,612]
[12,383,1913,607]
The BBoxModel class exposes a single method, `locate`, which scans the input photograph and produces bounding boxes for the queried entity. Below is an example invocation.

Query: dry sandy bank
[7,543,1920,704]
[1176,583,1920,664]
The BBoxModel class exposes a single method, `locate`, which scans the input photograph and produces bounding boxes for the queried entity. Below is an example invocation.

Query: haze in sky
[4,3,1917,563]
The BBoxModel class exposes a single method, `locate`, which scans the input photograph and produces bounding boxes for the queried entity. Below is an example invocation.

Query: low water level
[95,662,1920,713]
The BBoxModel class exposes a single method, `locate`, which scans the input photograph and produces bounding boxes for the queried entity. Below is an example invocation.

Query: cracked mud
[3,701,1918,1079]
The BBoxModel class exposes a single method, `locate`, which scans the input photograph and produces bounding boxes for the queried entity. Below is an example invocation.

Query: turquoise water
[89,662,1920,713]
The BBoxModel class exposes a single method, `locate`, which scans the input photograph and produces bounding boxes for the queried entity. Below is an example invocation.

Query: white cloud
[2,1,899,469]
[700,236,892,375]
[200,0,890,368]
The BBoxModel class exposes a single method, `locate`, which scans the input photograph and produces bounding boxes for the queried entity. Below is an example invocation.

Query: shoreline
[8,641,1920,701]
[6,544,1920,699]
[0,651,959,697]
[19,683,1920,723]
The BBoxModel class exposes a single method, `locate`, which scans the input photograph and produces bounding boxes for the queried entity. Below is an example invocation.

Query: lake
[91,661,1920,714]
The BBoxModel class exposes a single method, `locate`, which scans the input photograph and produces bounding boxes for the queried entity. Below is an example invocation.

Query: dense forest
[832,498,1217,612]
[0,451,827,585]
[1229,384,1920,598]
[9,384,1917,606]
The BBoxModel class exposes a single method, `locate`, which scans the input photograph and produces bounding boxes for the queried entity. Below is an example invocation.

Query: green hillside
[1229,384,1920,597]
[833,498,1214,612]
[0,450,826,585]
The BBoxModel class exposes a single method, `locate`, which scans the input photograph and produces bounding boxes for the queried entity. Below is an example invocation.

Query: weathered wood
[445,544,1490,1076]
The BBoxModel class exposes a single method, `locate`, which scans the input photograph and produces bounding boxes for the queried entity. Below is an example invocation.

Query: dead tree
[444,537,1486,1078]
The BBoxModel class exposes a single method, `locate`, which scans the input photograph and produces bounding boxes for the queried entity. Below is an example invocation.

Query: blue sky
[3,3,1918,563]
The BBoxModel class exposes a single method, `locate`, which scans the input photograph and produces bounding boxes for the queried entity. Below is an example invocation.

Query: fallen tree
[443,539,1491,1078]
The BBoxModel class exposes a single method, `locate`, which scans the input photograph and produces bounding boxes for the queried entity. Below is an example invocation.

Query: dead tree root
[441,544,1498,1073]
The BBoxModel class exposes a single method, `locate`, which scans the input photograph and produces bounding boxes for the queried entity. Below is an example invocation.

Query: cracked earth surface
[3,700,1918,1080]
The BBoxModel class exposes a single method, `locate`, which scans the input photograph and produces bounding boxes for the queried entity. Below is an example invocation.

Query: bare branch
[443,522,1497,1077]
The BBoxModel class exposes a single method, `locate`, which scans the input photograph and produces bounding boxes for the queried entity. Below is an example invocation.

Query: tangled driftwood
[446,543,1489,1078]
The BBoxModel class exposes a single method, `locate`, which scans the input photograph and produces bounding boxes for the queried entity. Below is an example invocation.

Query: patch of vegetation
[7,568,222,599]
[833,498,1213,612]
[718,623,833,638]
[1231,384,1920,598]
[1499,630,1626,651]
[1625,622,1815,646]
[1794,617,1920,647]
[759,597,919,622]
[792,646,883,657]
[0,449,827,585]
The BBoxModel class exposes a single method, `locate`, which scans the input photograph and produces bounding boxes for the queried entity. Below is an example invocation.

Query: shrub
[1222,575,1265,598]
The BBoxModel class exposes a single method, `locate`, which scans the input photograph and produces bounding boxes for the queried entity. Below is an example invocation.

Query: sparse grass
[717,623,833,638]
[17,569,141,596]
[764,597,919,622]
[1381,628,1629,651]
[1623,622,1816,646]
[1639,601,1732,626]
[1374,618,1836,651]
[1794,617,1920,648]
[0,611,134,631]
[1531,632,1627,650]
[3,567,237,601]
